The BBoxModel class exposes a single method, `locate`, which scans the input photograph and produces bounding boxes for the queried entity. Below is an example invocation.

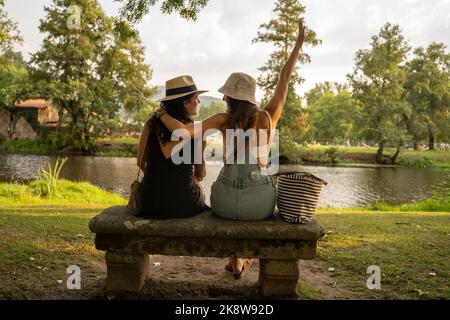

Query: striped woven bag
[276,172,328,224]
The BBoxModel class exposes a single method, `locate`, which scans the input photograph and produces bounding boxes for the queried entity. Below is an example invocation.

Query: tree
[31,0,155,152]
[404,43,450,150]
[348,23,411,164]
[306,91,361,144]
[253,0,321,146]
[114,0,209,22]
[0,7,32,139]
[195,101,226,121]
[0,7,22,54]
[304,81,349,106]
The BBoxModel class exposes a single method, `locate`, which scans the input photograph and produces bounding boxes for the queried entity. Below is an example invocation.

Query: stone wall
[13,117,37,140]
[0,109,12,139]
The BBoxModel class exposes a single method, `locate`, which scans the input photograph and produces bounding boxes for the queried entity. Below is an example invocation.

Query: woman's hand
[263,17,306,126]
[194,164,206,182]
[296,19,306,48]
[154,105,167,119]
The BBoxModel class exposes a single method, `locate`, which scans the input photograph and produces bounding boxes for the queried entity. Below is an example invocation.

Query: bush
[47,131,71,150]
[28,158,67,198]
[398,157,433,168]
[325,147,339,164]
[280,140,304,164]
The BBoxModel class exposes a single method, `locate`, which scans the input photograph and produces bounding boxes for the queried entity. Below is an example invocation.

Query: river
[0,154,448,208]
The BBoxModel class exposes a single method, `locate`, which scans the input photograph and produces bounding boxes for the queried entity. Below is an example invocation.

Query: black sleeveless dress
[138,128,209,219]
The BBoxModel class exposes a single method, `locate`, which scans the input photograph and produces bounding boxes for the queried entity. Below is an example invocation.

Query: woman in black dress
[136,75,209,218]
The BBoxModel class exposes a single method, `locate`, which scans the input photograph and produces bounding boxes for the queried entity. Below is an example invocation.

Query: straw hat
[218,72,257,105]
[160,75,208,102]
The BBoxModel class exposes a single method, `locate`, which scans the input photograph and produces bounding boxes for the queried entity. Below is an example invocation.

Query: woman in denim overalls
[158,20,306,279]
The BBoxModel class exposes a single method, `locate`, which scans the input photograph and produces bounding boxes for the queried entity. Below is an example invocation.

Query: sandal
[233,259,253,280]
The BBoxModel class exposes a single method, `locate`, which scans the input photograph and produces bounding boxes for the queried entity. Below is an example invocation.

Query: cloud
[5,0,450,101]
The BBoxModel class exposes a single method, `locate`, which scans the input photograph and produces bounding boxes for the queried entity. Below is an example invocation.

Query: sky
[4,0,450,101]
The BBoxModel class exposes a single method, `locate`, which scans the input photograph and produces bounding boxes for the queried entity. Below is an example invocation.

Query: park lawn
[0,204,109,299]
[0,199,448,299]
[309,209,450,300]
[0,181,127,299]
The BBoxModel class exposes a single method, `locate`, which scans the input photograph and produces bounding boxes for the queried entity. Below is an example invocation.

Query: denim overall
[210,111,276,221]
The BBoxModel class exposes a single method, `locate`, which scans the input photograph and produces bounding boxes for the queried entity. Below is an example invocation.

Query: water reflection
[0,154,448,209]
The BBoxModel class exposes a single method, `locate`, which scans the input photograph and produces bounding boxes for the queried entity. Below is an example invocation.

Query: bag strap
[262,110,274,144]
[273,171,328,185]
[136,168,142,181]
[256,110,274,169]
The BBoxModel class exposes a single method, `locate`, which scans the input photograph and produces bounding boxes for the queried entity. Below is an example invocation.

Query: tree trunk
[428,130,435,150]
[413,139,418,151]
[7,111,18,140]
[390,144,402,164]
[375,141,385,164]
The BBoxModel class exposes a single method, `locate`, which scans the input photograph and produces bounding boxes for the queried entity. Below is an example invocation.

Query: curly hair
[150,93,195,143]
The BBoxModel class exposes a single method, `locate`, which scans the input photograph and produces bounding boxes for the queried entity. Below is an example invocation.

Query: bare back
[219,110,273,167]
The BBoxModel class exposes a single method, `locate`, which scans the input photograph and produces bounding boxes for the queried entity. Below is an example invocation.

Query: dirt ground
[80,255,361,300]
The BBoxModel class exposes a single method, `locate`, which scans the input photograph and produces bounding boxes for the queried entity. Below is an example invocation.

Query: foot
[233,259,253,280]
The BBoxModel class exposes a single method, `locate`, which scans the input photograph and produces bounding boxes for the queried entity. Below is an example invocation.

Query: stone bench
[89,206,325,297]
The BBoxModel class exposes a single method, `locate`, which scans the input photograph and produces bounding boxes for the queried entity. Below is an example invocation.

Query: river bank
[1,181,448,300]
[2,139,450,169]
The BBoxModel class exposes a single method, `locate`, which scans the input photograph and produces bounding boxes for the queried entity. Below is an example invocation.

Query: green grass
[303,146,450,168]
[1,204,448,300]
[315,210,450,300]
[367,199,450,212]
[0,180,127,206]
[0,204,108,299]
[0,180,448,300]
[0,180,126,299]
[2,139,52,155]
[95,151,135,158]
[97,137,139,145]
[305,146,388,154]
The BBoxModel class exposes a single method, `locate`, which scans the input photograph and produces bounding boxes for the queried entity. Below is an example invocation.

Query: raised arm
[159,111,227,138]
[264,19,306,126]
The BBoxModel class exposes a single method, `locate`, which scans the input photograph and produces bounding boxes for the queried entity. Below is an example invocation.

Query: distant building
[15,99,60,126]
[0,99,61,140]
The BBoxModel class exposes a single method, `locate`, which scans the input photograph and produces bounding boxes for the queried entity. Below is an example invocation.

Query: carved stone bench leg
[258,259,299,297]
[105,251,149,292]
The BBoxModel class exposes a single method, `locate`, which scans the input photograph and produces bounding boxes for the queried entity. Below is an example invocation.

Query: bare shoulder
[257,110,272,129]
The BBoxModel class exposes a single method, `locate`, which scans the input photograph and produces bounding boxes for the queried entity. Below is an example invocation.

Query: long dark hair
[226,96,259,130]
[150,93,195,143]
[225,97,260,161]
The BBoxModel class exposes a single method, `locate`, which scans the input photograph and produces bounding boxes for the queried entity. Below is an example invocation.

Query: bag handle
[135,168,142,181]
[273,171,328,185]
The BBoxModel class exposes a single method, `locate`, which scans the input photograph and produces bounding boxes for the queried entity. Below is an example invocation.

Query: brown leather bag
[127,119,151,215]
[136,118,151,170]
